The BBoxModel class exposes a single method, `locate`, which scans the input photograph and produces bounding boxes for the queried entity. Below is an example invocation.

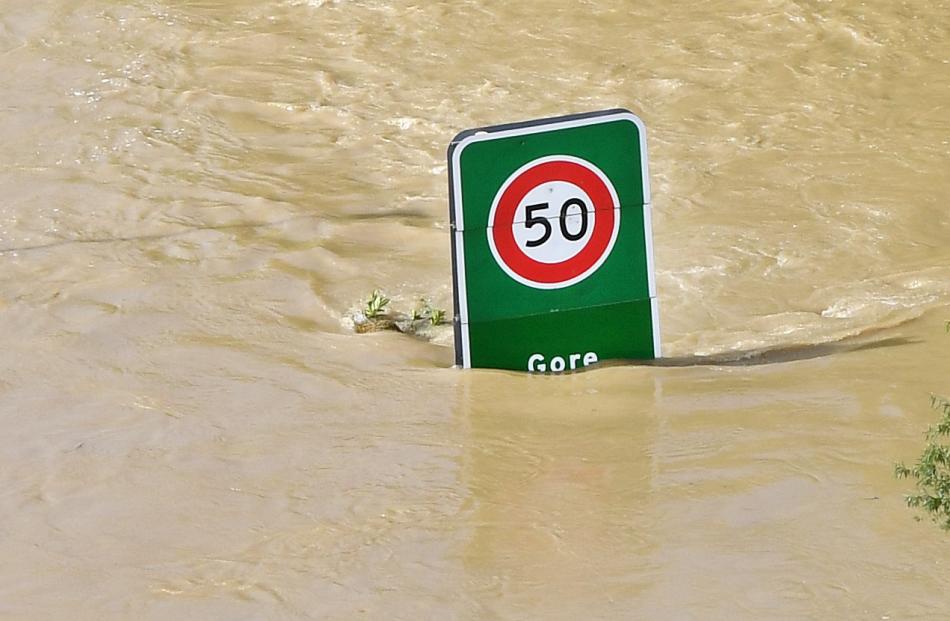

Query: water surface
[1,1,949,618]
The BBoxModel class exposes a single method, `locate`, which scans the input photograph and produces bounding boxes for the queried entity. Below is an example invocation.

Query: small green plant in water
[411,298,447,326]
[894,322,950,529]
[364,289,390,319]
[353,291,447,336]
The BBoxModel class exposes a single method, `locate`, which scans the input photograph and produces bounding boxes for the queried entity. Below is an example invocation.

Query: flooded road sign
[448,109,660,371]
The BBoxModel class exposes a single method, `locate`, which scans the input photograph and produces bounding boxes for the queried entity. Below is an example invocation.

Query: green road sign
[448,109,660,372]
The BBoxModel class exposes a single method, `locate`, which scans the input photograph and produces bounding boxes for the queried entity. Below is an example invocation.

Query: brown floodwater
[1,0,949,618]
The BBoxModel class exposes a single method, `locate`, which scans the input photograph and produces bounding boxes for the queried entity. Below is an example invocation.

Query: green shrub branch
[894,323,950,529]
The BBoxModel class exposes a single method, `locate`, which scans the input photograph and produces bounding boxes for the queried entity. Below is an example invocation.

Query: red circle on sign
[488,156,620,288]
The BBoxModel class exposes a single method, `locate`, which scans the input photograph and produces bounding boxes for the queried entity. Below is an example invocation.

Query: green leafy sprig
[411,297,447,326]
[364,289,391,319]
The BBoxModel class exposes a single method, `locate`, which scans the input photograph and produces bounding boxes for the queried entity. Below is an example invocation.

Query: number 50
[524,199,589,248]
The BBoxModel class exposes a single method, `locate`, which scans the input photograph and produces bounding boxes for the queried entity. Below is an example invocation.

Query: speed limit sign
[487,155,620,289]
[448,109,660,371]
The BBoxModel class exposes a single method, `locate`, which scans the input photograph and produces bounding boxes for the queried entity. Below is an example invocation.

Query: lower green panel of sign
[463,297,659,371]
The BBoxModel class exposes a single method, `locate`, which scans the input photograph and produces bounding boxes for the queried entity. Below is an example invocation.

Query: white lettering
[527,351,600,373]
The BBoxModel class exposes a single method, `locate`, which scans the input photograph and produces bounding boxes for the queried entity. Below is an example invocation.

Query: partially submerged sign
[448,109,660,372]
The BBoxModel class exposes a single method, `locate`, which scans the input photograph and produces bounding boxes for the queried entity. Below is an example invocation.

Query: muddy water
[1,0,949,618]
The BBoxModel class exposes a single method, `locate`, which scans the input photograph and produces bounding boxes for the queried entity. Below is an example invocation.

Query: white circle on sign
[511,181,596,264]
